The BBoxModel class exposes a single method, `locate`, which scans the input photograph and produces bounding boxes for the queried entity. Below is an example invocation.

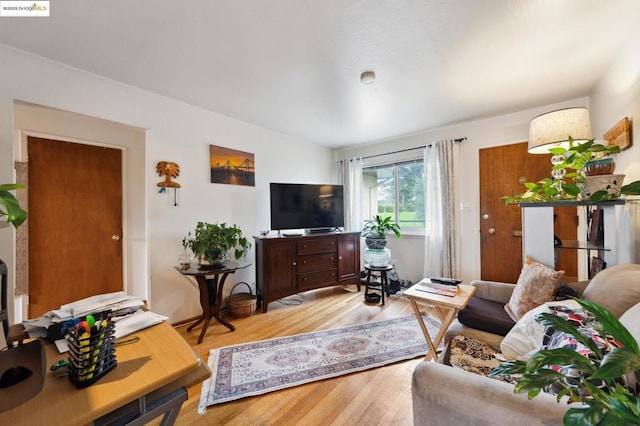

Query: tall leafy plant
[0,183,27,228]
[490,299,640,425]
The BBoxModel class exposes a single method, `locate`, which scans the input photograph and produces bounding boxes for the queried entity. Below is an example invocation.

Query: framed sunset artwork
[209,145,255,187]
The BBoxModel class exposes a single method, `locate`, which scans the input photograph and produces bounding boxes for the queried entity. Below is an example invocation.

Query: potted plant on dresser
[361,215,401,267]
[182,221,251,267]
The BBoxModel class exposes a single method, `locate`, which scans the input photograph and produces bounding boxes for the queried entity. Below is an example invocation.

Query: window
[362,159,425,231]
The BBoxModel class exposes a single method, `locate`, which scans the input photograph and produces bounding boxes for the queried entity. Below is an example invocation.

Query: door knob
[112,235,121,241]
[488,228,496,235]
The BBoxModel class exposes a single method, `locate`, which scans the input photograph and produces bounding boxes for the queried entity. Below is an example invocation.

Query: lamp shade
[528,107,592,153]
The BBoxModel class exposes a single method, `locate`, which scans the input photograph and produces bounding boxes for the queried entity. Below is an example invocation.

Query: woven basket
[227,282,256,317]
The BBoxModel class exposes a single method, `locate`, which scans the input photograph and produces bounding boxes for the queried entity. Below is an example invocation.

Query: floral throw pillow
[540,305,623,395]
[504,256,564,321]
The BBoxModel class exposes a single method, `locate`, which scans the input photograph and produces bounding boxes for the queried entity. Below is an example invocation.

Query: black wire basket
[65,310,117,388]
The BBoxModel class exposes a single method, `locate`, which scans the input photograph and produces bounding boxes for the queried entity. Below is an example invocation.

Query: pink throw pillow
[504,256,564,321]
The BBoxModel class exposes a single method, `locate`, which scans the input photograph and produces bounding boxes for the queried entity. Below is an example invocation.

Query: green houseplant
[361,215,401,249]
[490,298,640,425]
[0,183,27,228]
[182,221,251,266]
[503,138,640,204]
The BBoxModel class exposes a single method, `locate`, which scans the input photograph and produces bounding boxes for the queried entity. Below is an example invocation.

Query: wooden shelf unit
[519,200,624,279]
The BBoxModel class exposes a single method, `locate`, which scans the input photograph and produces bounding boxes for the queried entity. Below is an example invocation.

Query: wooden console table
[176,261,250,343]
[254,232,361,312]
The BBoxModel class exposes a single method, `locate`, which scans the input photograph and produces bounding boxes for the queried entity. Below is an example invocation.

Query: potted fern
[182,221,251,267]
[490,299,640,425]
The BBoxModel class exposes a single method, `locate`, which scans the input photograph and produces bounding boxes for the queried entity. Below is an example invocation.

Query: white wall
[590,29,640,264]
[0,44,334,323]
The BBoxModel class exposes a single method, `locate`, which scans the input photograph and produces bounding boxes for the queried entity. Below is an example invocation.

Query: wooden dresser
[254,232,361,312]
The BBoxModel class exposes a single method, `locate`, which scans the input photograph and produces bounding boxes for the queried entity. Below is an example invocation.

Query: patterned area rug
[198,314,441,411]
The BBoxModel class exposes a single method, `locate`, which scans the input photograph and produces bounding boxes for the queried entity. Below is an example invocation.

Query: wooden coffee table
[403,283,476,361]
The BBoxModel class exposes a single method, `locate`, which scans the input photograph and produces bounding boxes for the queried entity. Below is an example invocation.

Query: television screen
[270,183,345,231]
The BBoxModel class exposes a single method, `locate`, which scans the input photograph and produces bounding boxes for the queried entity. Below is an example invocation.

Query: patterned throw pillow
[504,256,564,321]
[540,305,623,395]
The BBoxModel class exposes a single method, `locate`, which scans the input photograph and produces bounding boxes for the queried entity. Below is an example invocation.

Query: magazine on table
[417,279,458,296]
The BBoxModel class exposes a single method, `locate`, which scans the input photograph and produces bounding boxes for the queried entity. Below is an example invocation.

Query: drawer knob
[293,262,297,266]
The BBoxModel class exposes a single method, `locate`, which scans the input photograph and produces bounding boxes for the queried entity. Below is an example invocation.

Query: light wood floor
[168,285,422,426]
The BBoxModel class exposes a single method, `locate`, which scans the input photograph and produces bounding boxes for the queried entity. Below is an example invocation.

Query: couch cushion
[500,299,582,360]
[582,264,640,318]
[504,256,564,321]
[458,297,515,337]
[619,302,640,344]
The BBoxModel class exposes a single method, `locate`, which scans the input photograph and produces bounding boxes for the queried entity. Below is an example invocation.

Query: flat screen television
[270,183,344,232]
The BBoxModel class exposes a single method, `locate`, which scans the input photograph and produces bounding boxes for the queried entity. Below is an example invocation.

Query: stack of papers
[22,291,168,353]
[417,278,458,297]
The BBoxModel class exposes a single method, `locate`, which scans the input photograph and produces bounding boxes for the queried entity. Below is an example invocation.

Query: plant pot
[365,237,387,249]
[584,158,615,176]
[363,247,391,267]
[196,254,225,268]
[579,174,625,200]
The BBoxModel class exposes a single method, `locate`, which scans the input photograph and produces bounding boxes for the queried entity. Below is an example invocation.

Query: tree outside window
[362,160,425,230]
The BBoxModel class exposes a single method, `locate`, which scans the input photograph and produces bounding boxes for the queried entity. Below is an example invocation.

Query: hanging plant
[503,138,640,204]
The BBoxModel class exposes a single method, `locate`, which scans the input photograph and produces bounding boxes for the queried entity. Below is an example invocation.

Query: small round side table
[364,263,394,305]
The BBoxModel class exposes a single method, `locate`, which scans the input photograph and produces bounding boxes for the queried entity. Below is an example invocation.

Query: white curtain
[337,157,363,232]
[424,140,458,278]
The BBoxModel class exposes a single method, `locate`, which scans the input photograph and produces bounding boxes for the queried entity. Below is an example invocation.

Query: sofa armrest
[412,362,567,426]
[469,280,515,304]
[444,319,505,348]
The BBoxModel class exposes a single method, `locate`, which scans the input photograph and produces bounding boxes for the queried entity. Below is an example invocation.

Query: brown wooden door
[28,137,123,317]
[479,142,577,283]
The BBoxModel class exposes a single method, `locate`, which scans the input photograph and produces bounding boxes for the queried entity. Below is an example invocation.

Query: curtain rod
[356,137,467,161]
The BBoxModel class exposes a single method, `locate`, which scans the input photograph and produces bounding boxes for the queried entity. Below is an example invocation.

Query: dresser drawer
[298,253,336,273]
[298,269,337,289]
[297,237,337,255]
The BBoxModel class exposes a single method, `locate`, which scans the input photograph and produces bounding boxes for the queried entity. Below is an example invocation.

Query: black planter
[365,237,387,249]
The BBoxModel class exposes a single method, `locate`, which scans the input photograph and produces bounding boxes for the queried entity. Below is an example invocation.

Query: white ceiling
[0,0,638,148]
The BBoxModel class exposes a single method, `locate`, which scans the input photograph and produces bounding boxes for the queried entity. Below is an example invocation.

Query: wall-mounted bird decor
[156,161,181,188]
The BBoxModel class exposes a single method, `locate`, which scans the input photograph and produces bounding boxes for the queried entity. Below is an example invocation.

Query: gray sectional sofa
[411,264,640,426]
